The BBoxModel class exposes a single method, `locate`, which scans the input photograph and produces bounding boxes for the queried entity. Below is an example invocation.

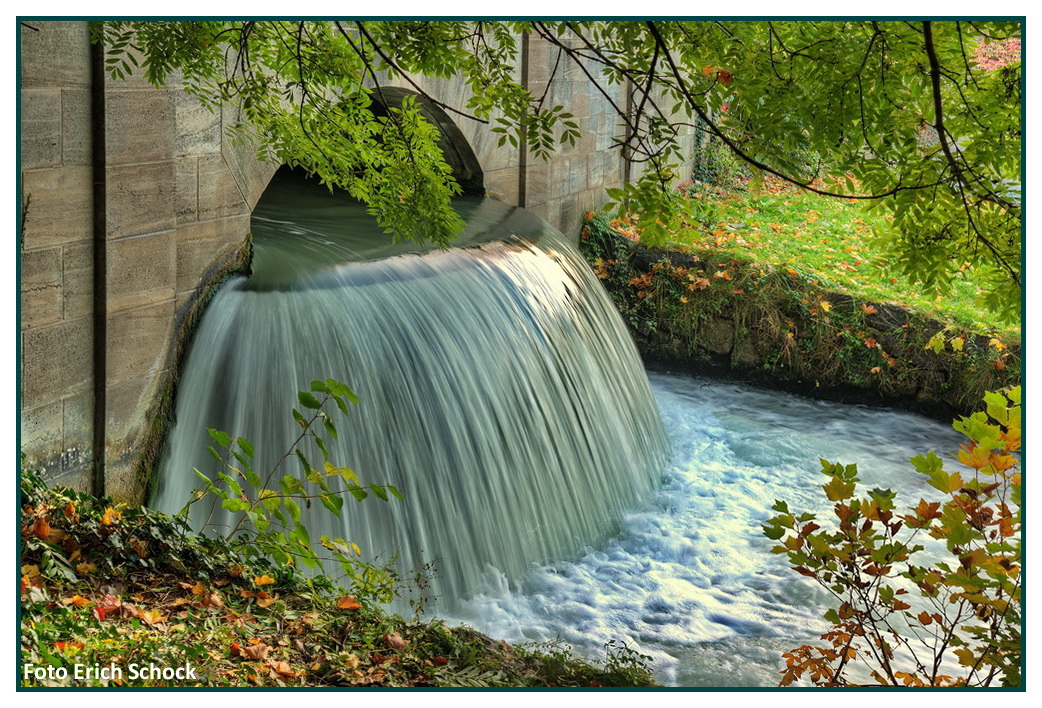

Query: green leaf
[319,492,344,517]
[298,391,322,410]
[208,428,233,447]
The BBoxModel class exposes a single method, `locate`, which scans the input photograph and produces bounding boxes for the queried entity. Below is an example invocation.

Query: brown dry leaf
[337,595,361,611]
[267,660,302,679]
[95,594,122,620]
[242,643,270,661]
[191,581,207,597]
[229,564,246,577]
[255,593,278,609]
[383,632,407,651]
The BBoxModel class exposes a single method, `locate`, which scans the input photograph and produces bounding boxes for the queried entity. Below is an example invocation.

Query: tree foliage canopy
[95,19,1021,321]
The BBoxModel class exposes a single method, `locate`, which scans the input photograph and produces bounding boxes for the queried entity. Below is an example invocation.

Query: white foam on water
[442,372,963,687]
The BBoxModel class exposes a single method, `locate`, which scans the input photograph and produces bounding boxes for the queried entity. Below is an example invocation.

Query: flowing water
[153,174,668,607]
[155,173,964,686]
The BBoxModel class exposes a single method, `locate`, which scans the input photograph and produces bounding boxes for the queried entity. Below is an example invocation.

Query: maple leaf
[94,593,122,620]
[100,507,121,526]
[243,642,270,661]
[861,303,878,315]
[139,608,168,626]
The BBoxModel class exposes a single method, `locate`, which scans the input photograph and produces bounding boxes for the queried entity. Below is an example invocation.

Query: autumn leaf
[191,580,207,597]
[337,594,361,611]
[76,562,96,576]
[62,594,91,607]
[383,632,407,651]
[139,608,168,626]
[243,642,270,661]
[716,69,733,85]
[861,304,878,315]
[94,593,122,620]
[54,641,84,652]
[31,517,51,540]
[255,593,278,609]
[100,507,121,526]
[253,574,276,586]
[63,501,77,520]
[268,660,302,679]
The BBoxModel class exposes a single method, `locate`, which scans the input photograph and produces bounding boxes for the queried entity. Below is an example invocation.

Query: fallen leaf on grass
[383,632,407,651]
[62,595,91,607]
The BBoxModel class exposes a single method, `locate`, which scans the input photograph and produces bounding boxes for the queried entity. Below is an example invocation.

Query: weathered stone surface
[174,214,250,294]
[21,247,63,328]
[175,89,222,157]
[21,316,93,410]
[220,108,279,210]
[62,241,93,319]
[105,161,177,239]
[20,21,91,89]
[105,231,176,312]
[175,157,198,223]
[706,318,735,355]
[60,88,93,167]
[105,89,176,165]
[198,155,248,220]
[105,299,175,388]
[22,166,93,249]
[20,401,63,466]
[483,169,519,205]
[21,88,62,169]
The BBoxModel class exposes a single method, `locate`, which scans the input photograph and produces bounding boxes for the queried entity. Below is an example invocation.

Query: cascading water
[153,172,668,608]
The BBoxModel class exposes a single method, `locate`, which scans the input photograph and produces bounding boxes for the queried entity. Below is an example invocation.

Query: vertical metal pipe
[89,23,107,497]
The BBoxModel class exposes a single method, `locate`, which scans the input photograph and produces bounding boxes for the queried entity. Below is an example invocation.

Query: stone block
[21,247,63,328]
[106,230,176,312]
[175,89,222,157]
[63,242,94,319]
[21,166,94,249]
[105,89,176,165]
[61,88,93,166]
[482,169,519,206]
[20,21,91,89]
[105,299,175,388]
[198,155,249,220]
[174,214,250,293]
[21,88,62,169]
[20,400,63,465]
[175,157,198,223]
[22,316,93,410]
[105,161,177,239]
[522,160,550,207]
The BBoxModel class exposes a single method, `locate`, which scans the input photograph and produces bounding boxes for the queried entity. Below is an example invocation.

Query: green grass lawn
[662,177,1018,338]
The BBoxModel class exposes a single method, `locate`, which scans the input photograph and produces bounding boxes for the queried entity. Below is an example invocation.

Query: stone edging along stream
[579,225,1021,423]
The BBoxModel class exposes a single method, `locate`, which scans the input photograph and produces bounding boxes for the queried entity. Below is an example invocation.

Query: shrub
[763,387,1021,686]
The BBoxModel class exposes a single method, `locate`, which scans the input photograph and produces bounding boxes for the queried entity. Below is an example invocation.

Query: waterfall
[153,182,667,608]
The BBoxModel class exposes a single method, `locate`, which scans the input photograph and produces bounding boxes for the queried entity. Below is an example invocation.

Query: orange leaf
[100,507,121,526]
[62,595,91,607]
[253,574,276,586]
[337,594,361,611]
[32,517,51,540]
[63,501,77,520]
[191,581,207,597]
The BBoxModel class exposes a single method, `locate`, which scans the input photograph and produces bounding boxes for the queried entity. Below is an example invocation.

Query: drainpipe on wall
[89,23,107,498]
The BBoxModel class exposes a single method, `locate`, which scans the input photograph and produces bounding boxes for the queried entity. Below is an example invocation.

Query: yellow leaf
[253,574,276,586]
[100,507,121,526]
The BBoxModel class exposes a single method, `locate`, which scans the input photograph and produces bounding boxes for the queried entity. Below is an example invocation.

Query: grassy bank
[19,469,654,688]
[580,178,1020,418]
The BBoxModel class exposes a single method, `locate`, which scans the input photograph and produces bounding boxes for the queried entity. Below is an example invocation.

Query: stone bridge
[19,20,697,500]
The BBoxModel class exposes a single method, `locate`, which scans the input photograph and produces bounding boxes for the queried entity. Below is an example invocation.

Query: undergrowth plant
[183,377,404,603]
[763,387,1021,686]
